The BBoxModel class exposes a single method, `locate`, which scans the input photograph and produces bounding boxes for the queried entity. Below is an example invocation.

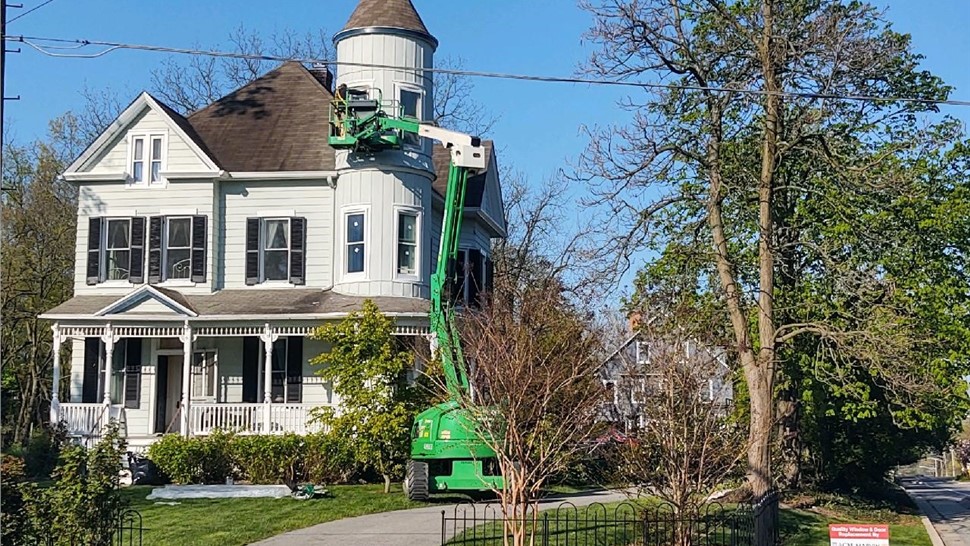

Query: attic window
[130,135,165,184]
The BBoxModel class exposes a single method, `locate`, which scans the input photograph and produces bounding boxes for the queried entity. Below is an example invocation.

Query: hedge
[146,431,356,485]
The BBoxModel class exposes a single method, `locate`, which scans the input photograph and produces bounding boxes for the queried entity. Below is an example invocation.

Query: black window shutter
[289,217,307,286]
[129,218,146,284]
[286,337,303,403]
[245,218,260,285]
[124,339,143,409]
[485,257,495,293]
[191,215,208,283]
[86,218,103,285]
[469,249,483,307]
[242,337,259,403]
[82,338,101,403]
[148,216,163,284]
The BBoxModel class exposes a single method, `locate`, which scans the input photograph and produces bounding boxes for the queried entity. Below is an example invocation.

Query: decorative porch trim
[95,286,198,317]
[56,323,430,338]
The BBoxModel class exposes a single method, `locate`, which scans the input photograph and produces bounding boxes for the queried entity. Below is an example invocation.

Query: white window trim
[102,217,133,283]
[394,206,422,281]
[260,217,292,284]
[126,132,167,187]
[341,206,370,282]
[395,82,426,150]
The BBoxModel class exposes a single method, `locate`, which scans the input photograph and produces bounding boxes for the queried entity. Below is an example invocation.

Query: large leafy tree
[2,114,82,445]
[578,0,963,495]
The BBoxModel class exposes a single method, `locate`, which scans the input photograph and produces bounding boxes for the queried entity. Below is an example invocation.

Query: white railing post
[179,321,197,437]
[100,325,118,412]
[50,324,65,424]
[260,324,278,434]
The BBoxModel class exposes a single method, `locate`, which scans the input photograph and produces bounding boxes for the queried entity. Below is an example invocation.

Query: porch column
[100,324,118,408]
[260,324,278,433]
[179,322,196,437]
[49,324,65,423]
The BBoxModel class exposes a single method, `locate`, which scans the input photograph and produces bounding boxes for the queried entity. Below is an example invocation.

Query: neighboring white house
[41,0,506,450]
[599,331,734,432]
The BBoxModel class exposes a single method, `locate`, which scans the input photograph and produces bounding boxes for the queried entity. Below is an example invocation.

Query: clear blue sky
[6,0,970,293]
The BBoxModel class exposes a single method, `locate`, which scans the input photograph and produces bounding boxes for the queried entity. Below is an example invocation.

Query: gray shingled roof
[43,290,428,318]
[342,0,433,39]
[187,62,336,172]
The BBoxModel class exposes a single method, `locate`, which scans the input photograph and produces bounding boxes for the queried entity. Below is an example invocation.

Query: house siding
[219,180,335,290]
[83,109,211,176]
[74,180,216,295]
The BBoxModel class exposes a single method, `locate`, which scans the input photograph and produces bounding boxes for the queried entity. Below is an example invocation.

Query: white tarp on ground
[146,485,292,500]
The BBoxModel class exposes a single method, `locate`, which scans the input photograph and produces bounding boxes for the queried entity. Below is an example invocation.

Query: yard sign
[829,524,889,546]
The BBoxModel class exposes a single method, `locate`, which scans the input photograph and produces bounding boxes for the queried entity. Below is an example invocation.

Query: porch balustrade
[60,403,108,437]
[189,403,324,436]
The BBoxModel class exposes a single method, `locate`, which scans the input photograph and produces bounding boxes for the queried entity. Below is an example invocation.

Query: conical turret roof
[337,0,436,46]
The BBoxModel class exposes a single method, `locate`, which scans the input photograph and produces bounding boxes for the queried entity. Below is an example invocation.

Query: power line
[7,33,970,108]
[8,0,54,24]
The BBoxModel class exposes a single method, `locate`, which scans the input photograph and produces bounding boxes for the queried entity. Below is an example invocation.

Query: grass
[446,488,934,546]
[122,483,428,546]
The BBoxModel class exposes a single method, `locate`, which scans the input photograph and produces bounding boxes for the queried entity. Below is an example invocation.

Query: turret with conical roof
[330,0,437,300]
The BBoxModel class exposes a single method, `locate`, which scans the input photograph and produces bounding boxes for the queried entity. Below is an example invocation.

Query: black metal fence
[442,492,780,546]
[41,508,145,546]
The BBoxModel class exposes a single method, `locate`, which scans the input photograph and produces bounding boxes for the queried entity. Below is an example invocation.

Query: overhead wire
[8,0,56,24]
[6,33,970,108]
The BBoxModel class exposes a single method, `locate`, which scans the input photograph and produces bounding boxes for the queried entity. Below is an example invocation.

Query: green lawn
[122,484,428,546]
[781,508,930,546]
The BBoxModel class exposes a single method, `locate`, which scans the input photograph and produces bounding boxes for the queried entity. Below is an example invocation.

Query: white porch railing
[189,403,325,436]
[60,403,109,437]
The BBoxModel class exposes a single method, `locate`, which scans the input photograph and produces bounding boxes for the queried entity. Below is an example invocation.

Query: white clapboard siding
[73,180,216,295]
[85,109,212,175]
[220,180,335,290]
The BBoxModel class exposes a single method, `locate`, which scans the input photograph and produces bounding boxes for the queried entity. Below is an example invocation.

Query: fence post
[542,512,550,546]
[440,510,446,545]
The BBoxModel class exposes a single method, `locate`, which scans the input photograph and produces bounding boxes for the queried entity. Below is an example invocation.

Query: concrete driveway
[251,489,630,546]
[900,477,970,546]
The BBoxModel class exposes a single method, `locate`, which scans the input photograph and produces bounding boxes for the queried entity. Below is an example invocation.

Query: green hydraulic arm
[329,99,486,402]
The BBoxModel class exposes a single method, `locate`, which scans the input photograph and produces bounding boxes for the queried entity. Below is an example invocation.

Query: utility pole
[2,1,22,186]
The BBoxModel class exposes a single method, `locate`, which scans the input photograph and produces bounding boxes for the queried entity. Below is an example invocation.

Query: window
[109,344,126,405]
[105,219,132,281]
[397,212,418,276]
[263,219,290,281]
[191,350,217,401]
[131,138,145,183]
[130,135,164,184]
[636,341,650,364]
[399,88,422,146]
[245,217,305,285]
[165,217,192,280]
[346,213,365,274]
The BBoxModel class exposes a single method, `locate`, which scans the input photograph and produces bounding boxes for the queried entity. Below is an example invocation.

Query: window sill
[157,280,197,288]
[394,274,421,282]
[124,180,168,189]
[97,280,136,288]
[254,280,295,289]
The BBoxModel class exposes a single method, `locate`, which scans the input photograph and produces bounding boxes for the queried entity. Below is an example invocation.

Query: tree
[1,114,82,446]
[578,0,958,496]
[456,283,607,546]
[310,300,423,493]
[610,314,746,526]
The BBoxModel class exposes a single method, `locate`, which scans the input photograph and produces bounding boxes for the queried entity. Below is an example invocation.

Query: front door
[154,355,183,434]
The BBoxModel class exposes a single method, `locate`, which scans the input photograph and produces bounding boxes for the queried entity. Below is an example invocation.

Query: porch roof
[41,288,429,321]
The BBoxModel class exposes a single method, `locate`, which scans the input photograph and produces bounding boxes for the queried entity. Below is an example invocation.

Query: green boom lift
[329,89,503,500]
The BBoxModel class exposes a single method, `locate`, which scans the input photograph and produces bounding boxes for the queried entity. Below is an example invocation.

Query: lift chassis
[329,92,503,499]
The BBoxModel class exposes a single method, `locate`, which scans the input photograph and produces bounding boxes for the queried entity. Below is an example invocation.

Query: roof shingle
[342,0,433,40]
[187,62,336,172]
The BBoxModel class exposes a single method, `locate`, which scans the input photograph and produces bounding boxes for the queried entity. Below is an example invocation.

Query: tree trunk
[383,473,391,494]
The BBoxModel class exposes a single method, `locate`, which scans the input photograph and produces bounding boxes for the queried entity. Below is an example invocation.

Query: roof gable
[95,286,198,318]
[187,62,337,173]
[433,141,506,237]
[66,92,220,175]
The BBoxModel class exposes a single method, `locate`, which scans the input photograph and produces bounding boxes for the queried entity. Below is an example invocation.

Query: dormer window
[130,135,164,184]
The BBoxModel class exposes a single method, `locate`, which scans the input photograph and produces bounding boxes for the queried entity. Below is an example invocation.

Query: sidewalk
[251,489,629,546]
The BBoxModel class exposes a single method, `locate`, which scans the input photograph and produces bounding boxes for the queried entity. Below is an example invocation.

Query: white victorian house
[41,0,505,450]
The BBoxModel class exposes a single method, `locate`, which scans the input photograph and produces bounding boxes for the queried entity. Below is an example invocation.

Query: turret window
[398,87,424,147]
[396,211,419,277]
[346,213,366,274]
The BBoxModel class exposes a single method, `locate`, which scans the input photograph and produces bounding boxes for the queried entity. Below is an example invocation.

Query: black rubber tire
[405,460,430,501]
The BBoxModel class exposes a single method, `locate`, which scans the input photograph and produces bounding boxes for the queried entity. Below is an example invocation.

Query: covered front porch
[43,286,431,447]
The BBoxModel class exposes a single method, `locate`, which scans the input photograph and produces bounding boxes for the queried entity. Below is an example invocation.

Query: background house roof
[341,0,434,41]
[432,141,492,208]
[187,62,337,172]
